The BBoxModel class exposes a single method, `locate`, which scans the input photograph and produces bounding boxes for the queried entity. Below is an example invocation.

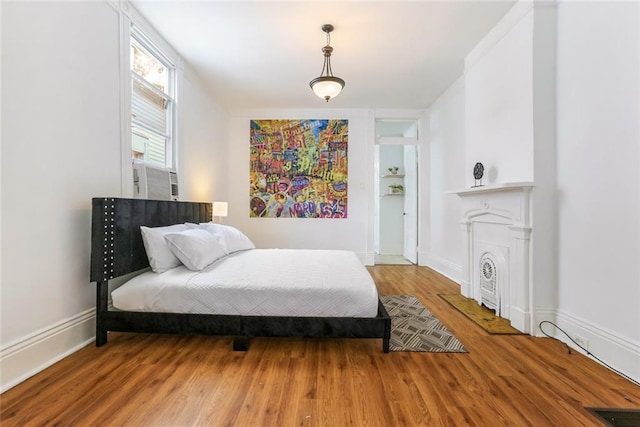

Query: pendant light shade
[310,76,345,100]
[309,24,345,102]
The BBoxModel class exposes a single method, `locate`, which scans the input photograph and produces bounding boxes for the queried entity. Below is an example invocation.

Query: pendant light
[309,24,345,102]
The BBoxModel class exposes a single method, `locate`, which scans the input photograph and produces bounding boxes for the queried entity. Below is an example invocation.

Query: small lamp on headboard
[212,201,228,223]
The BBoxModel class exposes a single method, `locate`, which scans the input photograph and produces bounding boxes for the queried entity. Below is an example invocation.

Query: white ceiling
[132,0,515,110]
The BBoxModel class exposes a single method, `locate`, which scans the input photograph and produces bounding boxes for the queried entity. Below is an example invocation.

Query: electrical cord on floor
[538,320,640,387]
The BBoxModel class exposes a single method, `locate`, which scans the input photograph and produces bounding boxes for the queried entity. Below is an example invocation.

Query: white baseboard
[1,309,96,393]
[424,255,462,284]
[364,251,375,266]
[508,305,531,334]
[536,308,640,384]
[358,251,375,266]
[418,250,429,267]
[532,307,556,336]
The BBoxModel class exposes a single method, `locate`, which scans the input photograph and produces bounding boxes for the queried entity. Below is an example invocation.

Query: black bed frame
[90,197,391,352]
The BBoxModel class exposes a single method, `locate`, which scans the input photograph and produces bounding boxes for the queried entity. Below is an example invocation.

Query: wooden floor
[2,266,639,426]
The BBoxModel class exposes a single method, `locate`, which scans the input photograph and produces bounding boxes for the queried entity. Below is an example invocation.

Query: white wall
[556,0,640,382]
[180,67,229,203]
[464,3,534,186]
[0,1,226,391]
[425,3,540,283]
[530,3,558,324]
[226,110,373,263]
[1,2,121,392]
[426,76,465,281]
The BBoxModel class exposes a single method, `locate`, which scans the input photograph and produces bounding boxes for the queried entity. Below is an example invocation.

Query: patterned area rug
[380,295,467,353]
[439,294,522,335]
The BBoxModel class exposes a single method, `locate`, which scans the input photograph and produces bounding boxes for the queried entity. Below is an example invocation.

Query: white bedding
[111,249,379,318]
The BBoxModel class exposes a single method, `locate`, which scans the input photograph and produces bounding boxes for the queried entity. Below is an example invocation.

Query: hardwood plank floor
[2,265,639,426]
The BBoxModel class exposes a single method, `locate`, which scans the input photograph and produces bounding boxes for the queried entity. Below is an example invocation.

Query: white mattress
[111,249,379,318]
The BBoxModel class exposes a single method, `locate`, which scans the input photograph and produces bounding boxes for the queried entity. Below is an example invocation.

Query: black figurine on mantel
[473,162,484,187]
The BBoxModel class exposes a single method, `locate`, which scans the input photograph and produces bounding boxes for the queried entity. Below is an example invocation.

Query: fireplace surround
[454,182,535,333]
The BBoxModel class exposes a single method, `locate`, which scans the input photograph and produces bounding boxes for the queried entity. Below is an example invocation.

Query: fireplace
[454,182,534,333]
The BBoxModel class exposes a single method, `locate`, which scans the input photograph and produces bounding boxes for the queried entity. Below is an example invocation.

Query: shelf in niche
[381,193,404,197]
[381,174,405,178]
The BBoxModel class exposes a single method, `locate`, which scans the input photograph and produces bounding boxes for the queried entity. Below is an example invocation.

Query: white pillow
[140,224,191,273]
[163,229,227,271]
[198,223,255,253]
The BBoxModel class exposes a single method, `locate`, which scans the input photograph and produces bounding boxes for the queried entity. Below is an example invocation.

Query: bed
[90,197,391,352]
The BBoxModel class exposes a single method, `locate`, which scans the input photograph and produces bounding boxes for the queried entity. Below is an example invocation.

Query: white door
[403,145,418,264]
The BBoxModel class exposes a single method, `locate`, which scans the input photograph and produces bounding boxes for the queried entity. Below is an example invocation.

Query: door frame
[373,117,420,264]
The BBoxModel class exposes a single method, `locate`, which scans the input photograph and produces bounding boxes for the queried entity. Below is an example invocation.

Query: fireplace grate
[479,254,498,312]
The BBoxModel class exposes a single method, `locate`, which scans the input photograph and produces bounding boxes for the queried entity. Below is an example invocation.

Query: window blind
[131,75,170,166]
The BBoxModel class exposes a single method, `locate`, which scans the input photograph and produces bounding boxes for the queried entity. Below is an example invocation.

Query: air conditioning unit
[132,161,179,201]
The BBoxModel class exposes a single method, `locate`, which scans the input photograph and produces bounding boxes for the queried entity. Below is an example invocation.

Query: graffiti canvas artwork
[250,119,348,218]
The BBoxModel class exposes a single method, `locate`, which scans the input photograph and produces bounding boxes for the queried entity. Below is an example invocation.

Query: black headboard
[90,197,212,283]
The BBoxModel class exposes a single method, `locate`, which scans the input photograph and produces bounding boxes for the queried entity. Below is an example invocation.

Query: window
[130,27,175,168]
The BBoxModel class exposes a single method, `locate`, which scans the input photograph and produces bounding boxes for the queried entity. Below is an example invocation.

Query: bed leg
[233,336,248,351]
[96,330,108,347]
[96,281,109,347]
[383,318,391,353]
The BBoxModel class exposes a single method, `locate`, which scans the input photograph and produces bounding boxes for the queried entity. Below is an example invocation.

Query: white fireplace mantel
[451,182,535,333]
[451,181,535,196]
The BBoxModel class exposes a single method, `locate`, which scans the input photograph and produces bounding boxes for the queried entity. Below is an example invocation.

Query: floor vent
[586,407,640,427]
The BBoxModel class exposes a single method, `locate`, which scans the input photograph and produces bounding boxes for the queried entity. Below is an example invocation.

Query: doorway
[374,119,419,265]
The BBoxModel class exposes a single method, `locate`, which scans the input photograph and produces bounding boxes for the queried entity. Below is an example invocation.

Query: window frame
[119,6,182,197]
[129,24,177,169]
